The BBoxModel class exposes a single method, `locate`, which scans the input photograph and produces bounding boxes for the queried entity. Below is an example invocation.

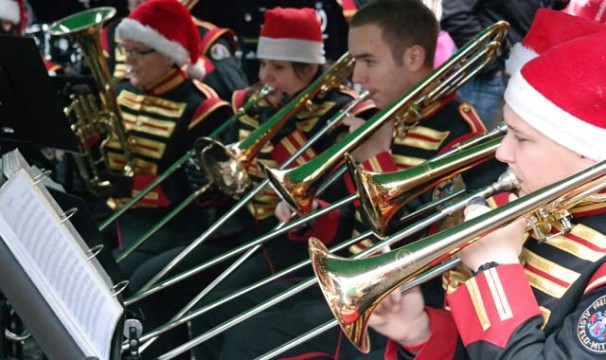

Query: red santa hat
[505,8,605,75]
[257,7,325,64]
[116,0,205,79]
[505,31,606,161]
[0,0,20,25]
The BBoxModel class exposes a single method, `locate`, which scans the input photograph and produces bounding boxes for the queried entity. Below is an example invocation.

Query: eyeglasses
[118,45,156,59]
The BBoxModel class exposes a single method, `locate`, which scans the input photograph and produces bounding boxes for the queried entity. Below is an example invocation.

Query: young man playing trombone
[367,10,606,360]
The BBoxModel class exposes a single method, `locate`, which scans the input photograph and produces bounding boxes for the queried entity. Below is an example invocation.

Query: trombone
[133,18,509,297]
[131,20,509,353]
[135,54,363,291]
[197,52,355,197]
[123,136,509,355]
[352,123,507,238]
[154,170,519,359]
[127,127,503,302]
[265,21,509,214]
[136,19,509,291]
[310,159,606,353]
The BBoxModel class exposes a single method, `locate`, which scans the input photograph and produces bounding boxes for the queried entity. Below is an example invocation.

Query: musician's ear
[402,44,426,73]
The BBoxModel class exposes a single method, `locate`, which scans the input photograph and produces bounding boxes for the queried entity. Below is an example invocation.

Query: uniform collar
[145,68,187,96]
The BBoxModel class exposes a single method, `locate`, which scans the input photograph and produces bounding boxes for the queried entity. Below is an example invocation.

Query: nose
[125,52,138,65]
[495,132,514,165]
[351,63,366,85]
[258,66,274,84]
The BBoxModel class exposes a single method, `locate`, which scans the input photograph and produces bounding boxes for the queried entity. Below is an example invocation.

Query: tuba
[49,7,134,195]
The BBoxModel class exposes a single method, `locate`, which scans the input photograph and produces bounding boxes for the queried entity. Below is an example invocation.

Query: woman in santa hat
[103,0,233,277]
[225,6,377,257]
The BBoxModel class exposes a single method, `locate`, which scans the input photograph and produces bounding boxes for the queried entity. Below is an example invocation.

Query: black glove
[183,158,210,193]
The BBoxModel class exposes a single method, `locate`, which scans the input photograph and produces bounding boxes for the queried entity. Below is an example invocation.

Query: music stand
[0,36,79,153]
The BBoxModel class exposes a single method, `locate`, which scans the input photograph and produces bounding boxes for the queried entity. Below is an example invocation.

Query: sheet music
[2,149,65,191]
[2,149,33,178]
[0,169,123,360]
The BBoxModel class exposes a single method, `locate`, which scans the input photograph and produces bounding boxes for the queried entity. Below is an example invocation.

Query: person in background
[566,0,606,23]
[441,0,570,130]
[0,0,22,35]
[367,9,606,360]
[0,0,61,73]
[102,0,248,100]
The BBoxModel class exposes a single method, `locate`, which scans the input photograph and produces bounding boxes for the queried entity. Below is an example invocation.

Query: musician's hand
[458,193,526,272]
[275,200,294,223]
[342,115,365,132]
[184,159,209,192]
[265,90,287,108]
[274,200,318,227]
[368,287,430,347]
[342,116,394,162]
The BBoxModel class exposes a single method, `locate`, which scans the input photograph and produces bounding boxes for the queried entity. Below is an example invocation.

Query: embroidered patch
[578,295,606,353]
[210,43,231,61]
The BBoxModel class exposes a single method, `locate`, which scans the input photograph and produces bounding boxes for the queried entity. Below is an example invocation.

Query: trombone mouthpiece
[496,169,520,193]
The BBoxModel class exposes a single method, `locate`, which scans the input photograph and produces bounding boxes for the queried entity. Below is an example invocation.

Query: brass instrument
[119,140,508,359]
[112,85,274,261]
[149,169,519,359]
[126,133,505,304]
[136,86,369,292]
[98,84,273,231]
[351,134,503,237]
[49,7,134,195]
[310,160,606,353]
[198,52,355,197]
[265,21,510,214]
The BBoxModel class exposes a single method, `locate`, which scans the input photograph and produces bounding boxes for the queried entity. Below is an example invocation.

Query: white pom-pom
[187,62,206,81]
[505,43,538,76]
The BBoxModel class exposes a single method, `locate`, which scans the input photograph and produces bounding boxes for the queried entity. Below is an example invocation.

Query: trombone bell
[197,137,252,197]
[351,138,502,237]
[265,166,315,214]
[309,237,377,354]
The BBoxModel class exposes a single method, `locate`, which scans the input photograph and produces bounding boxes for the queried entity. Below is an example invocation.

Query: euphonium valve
[64,92,113,195]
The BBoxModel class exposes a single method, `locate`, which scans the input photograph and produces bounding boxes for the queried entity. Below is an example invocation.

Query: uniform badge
[577,295,606,353]
[210,43,231,61]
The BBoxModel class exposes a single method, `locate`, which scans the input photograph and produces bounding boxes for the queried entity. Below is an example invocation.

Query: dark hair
[291,62,321,82]
[350,0,438,67]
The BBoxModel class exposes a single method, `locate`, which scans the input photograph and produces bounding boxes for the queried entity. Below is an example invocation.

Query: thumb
[464,203,491,221]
